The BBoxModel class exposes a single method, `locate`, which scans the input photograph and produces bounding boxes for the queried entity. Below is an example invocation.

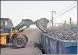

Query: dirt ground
[1,28,42,54]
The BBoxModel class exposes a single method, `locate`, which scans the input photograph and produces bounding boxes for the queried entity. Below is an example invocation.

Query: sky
[1,1,77,27]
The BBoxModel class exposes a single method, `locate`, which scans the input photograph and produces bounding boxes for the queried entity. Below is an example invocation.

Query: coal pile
[46,28,77,40]
[36,18,77,41]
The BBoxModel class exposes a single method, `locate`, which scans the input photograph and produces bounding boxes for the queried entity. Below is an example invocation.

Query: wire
[56,1,77,15]
[55,5,77,18]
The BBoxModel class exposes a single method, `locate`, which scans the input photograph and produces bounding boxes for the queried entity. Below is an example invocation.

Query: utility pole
[52,11,56,27]
[64,20,66,29]
[70,17,72,26]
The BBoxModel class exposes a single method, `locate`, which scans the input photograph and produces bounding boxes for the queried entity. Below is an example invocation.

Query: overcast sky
[1,1,77,27]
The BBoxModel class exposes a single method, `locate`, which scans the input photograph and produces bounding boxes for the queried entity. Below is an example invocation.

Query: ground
[1,28,42,54]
